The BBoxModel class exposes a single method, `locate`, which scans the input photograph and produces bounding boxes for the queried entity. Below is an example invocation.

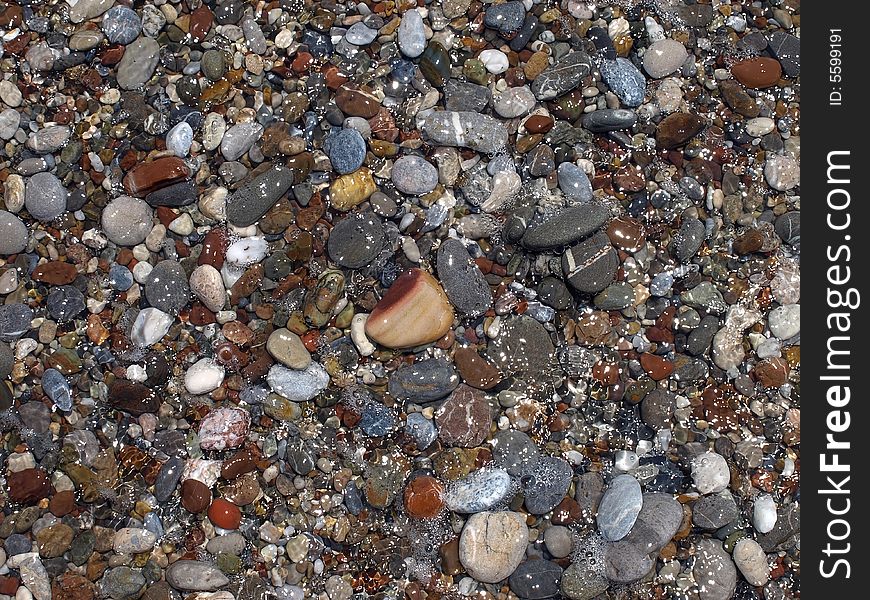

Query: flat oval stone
[266,363,330,402]
[643,39,688,78]
[523,456,573,515]
[0,210,28,254]
[123,157,190,196]
[365,269,454,349]
[397,8,425,58]
[731,57,782,88]
[621,493,683,553]
[221,122,264,161]
[459,511,529,583]
[508,560,563,600]
[144,260,190,315]
[671,216,706,262]
[597,474,643,541]
[421,111,508,154]
[487,315,555,378]
[557,162,594,202]
[692,539,737,600]
[323,128,366,175]
[165,560,230,592]
[531,52,593,100]
[226,165,294,227]
[445,467,512,513]
[117,36,160,89]
[656,112,704,149]
[562,231,618,294]
[581,108,638,133]
[600,58,646,107]
[102,6,142,45]
[436,239,492,317]
[327,212,384,269]
[102,196,153,246]
[25,172,67,222]
[392,155,438,195]
[388,357,459,403]
[733,538,769,587]
[485,1,526,33]
[521,203,610,250]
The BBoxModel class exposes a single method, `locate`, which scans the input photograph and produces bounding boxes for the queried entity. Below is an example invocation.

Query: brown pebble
[7,468,52,504]
[657,112,704,149]
[181,478,212,514]
[731,57,783,89]
[32,261,78,285]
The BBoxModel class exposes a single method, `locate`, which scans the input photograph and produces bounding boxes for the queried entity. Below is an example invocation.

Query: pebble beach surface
[0,0,799,599]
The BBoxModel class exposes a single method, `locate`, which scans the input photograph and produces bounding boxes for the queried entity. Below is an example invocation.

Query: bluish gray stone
[267,363,330,402]
[581,109,638,132]
[436,239,492,316]
[601,58,646,107]
[523,456,573,515]
[41,368,72,411]
[388,357,459,403]
[25,172,67,222]
[493,430,540,476]
[562,231,618,294]
[521,204,610,251]
[46,285,85,323]
[392,155,438,195]
[421,111,508,153]
[359,402,397,437]
[557,162,594,202]
[485,1,526,33]
[154,456,185,502]
[116,37,160,89]
[0,304,32,342]
[324,128,366,175]
[221,121,264,161]
[0,210,28,255]
[345,22,378,45]
[597,474,643,541]
[671,217,706,262]
[509,560,562,600]
[102,6,142,45]
[145,260,190,315]
[397,9,425,58]
[405,412,437,450]
[445,467,513,513]
[531,52,593,100]
[768,31,800,77]
[445,80,491,112]
[227,165,294,227]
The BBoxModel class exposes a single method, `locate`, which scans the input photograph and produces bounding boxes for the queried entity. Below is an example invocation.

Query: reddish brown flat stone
[190,5,214,42]
[403,475,445,519]
[123,157,190,196]
[731,57,782,89]
[640,353,674,381]
[32,261,77,285]
[7,468,52,504]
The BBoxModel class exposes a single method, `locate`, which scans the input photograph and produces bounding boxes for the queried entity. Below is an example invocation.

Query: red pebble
[208,498,242,529]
